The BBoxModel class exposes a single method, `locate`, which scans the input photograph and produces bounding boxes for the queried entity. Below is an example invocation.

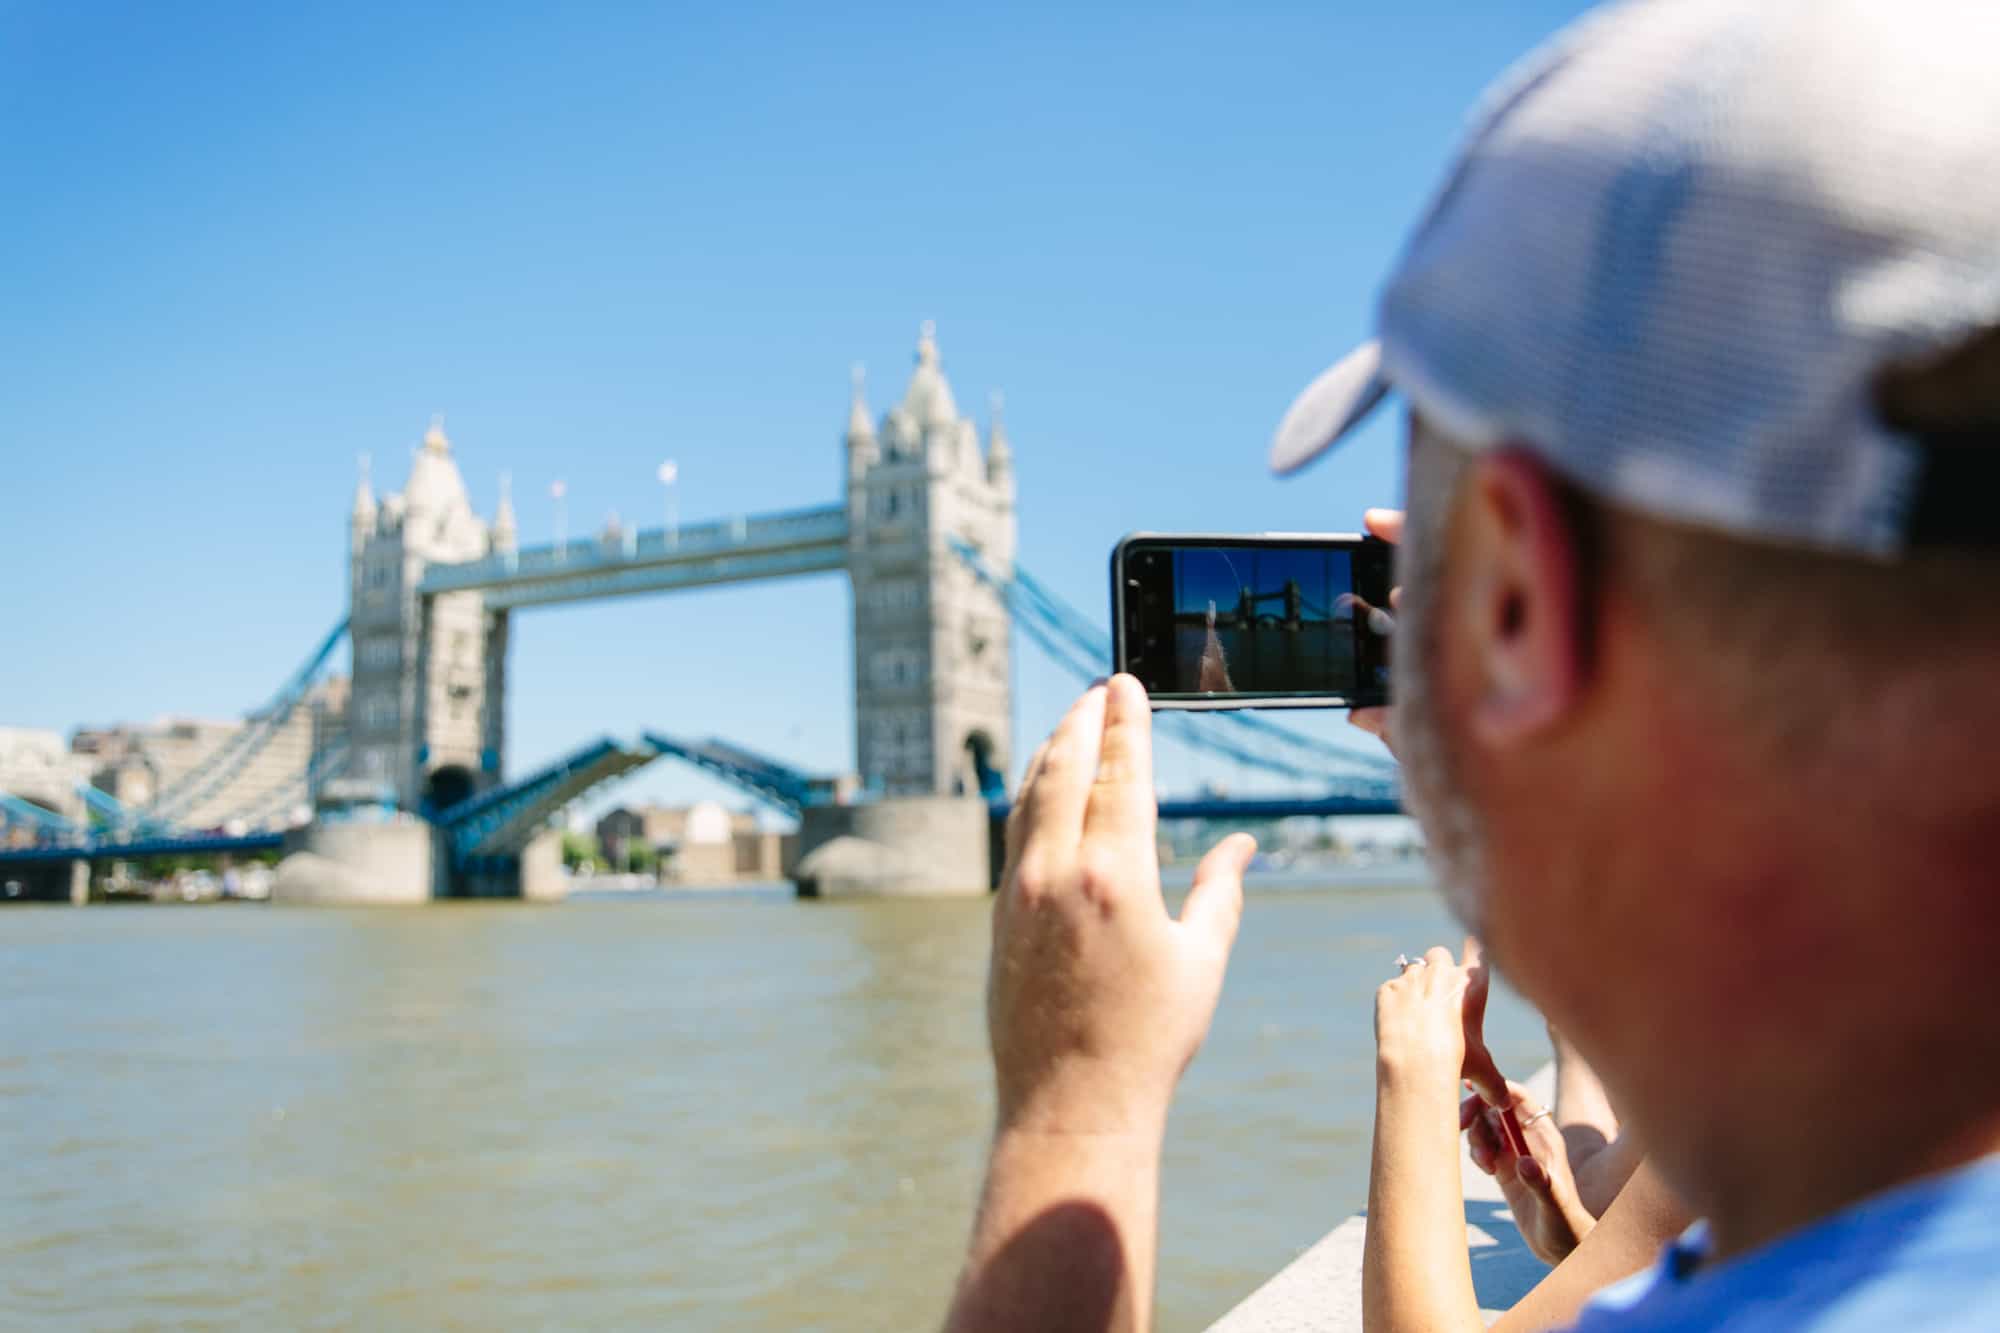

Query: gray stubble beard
[1391,427,1489,935]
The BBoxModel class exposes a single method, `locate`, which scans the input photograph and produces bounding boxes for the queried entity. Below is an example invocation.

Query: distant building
[68,674,349,831]
[0,727,92,845]
[595,800,795,885]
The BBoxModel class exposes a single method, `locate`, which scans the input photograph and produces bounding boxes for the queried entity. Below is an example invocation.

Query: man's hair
[1595,328,2000,767]
[1412,326,2000,771]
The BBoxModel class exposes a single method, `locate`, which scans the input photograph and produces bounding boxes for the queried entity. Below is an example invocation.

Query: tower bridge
[2,323,1402,903]
[299,322,1015,898]
[344,322,1012,826]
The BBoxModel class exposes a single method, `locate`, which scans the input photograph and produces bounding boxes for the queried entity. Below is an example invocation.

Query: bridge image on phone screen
[1115,536,1392,708]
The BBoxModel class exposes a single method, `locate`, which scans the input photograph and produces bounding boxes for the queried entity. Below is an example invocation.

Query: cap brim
[1268,340,1393,476]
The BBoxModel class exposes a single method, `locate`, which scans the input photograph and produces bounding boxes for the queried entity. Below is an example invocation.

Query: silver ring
[1395,953,1427,970]
[1521,1109,1553,1127]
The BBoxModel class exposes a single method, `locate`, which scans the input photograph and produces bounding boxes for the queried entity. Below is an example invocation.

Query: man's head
[1273,0,2000,1228]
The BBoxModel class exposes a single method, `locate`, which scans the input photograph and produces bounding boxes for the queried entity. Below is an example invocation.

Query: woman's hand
[1464,1082,1602,1265]
[1365,937,1500,1333]
[1374,938,1508,1106]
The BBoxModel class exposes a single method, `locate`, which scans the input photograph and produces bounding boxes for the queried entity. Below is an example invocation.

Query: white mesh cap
[1271,0,2000,557]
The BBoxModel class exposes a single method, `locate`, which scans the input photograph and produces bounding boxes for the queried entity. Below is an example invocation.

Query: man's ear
[1456,447,1589,747]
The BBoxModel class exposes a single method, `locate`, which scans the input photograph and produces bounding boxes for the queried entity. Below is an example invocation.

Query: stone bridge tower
[347,419,513,811]
[845,324,1016,798]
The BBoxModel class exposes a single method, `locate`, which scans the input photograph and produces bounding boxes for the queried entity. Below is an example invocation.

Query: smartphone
[1111,532,1395,710]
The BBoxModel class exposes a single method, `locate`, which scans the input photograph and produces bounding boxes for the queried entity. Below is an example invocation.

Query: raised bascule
[0,324,1400,903]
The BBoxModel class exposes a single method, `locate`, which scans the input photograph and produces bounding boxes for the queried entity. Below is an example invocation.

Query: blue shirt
[1569,1156,2000,1331]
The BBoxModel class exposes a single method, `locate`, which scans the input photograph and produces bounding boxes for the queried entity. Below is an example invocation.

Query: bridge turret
[847,322,1016,799]
[346,416,505,815]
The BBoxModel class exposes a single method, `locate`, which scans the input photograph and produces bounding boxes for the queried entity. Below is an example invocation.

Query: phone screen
[1114,534,1394,709]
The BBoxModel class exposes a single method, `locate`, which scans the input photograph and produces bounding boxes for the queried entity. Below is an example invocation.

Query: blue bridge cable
[226,739,351,831]
[0,788,82,837]
[75,781,133,828]
[145,617,352,824]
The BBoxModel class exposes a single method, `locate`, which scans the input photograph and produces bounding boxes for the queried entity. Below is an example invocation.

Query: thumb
[1182,833,1254,952]
[1462,1043,1508,1109]
[1363,508,1405,544]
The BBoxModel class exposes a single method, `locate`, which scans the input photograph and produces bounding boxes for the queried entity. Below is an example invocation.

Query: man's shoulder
[1567,1157,2000,1331]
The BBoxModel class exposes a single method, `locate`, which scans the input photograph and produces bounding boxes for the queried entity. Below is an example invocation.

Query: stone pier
[791,795,992,898]
[272,820,435,904]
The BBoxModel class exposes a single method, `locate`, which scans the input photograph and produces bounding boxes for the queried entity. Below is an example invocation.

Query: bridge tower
[347,420,511,812]
[845,324,1015,799]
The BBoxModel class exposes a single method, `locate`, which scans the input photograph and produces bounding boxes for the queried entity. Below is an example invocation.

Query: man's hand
[1464,1083,1601,1265]
[989,675,1256,1135]
[947,675,1255,1333]
[1349,507,1402,753]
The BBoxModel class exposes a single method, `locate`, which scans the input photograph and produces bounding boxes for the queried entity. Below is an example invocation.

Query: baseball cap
[1270,0,2000,557]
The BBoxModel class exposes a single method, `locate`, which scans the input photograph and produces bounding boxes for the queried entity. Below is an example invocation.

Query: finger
[1015,734,1054,803]
[1181,832,1254,955]
[1459,936,1508,1106]
[1508,1084,1564,1154]
[1348,707,1388,740]
[1462,1046,1509,1111]
[1004,735,1054,865]
[1081,674,1158,852]
[1021,685,1109,855]
[1468,1110,1502,1174]
[1462,936,1490,1021]
[1363,508,1405,544]
[1505,1080,1543,1118]
[1459,1094,1484,1132]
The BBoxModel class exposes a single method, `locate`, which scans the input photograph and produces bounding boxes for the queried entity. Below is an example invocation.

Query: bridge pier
[272,821,435,904]
[519,829,566,901]
[792,795,992,898]
[451,829,566,901]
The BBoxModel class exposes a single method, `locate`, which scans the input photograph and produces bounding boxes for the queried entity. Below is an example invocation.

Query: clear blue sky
[1,1,1593,813]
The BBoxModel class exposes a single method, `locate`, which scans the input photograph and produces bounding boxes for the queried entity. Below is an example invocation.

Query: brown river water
[1,881,1551,1331]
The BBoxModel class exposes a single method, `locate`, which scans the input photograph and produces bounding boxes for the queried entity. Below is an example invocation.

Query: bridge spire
[986,390,1012,478]
[492,470,518,552]
[901,319,959,430]
[846,362,874,442]
[351,452,376,541]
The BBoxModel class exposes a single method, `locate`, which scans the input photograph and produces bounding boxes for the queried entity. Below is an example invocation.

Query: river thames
[2,881,1552,1331]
